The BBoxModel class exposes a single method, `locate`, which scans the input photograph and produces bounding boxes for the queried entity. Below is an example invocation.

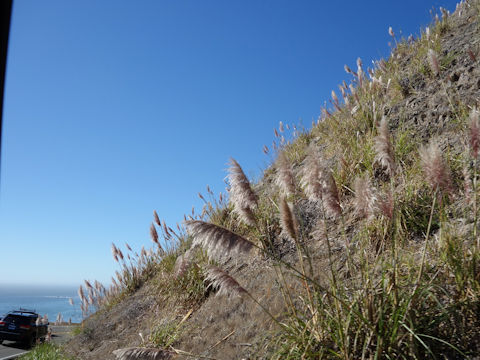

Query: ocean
[0,284,83,324]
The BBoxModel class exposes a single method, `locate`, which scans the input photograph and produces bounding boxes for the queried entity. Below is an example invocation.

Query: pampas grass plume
[153,210,161,226]
[388,26,395,37]
[185,220,254,261]
[280,198,299,241]
[428,49,440,75]
[205,265,247,298]
[174,249,193,278]
[227,158,258,226]
[111,243,119,262]
[469,108,480,158]
[275,152,296,197]
[301,147,323,202]
[419,140,452,194]
[353,175,377,219]
[112,347,174,360]
[374,117,396,176]
[150,223,159,245]
[301,147,341,218]
[322,172,342,218]
[377,189,394,220]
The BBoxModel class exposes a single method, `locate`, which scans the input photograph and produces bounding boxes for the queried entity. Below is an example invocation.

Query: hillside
[65,1,480,359]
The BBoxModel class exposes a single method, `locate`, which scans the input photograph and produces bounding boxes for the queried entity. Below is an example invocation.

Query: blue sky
[0,0,460,286]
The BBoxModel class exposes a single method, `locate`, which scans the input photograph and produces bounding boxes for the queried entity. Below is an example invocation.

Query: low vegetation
[19,343,77,360]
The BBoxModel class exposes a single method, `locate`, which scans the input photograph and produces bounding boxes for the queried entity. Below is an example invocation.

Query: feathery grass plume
[272,139,278,151]
[185,220,254,261]
[227,158,258,226]
[428,49,440,76]
[419,140,452,195]
[368,68,374,79]
[280,198,299,241]
[205,265,247,298]
[301,147,323,201]
[275,152,296,197]
[150,223,159,245]
[279,121,284,132]
[111,243,119,262]
[331,90,340,111]
[322,172,342,218]
[377,189,394,220]
[78,286,85,303]
[349,83,360,105]
[321,107,331,120]
[388,26,395,37]
[440,6,449,19]
[356,57,364,87]
[117,248,124,261]
[469,108,480,158]
[353,175,377,219]
[356,57,363,69]
[112,347,174,360]
[174,249,194,278]
[68,298,74,306]
[374,116,396,176]
[339,84,347,103]
[344,64,356,76]
[153,210,161,226]
[301,147,341,218]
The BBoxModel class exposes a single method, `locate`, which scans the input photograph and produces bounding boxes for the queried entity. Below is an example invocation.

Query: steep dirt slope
[66,2,480,359]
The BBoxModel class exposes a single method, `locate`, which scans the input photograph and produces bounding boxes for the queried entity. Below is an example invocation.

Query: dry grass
[112,347,174,360]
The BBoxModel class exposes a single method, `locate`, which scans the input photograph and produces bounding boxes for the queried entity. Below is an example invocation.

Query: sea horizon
[0,283,84,323]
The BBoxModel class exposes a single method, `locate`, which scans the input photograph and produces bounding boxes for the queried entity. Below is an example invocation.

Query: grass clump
[149,320,184,348]
[18,343,77,360]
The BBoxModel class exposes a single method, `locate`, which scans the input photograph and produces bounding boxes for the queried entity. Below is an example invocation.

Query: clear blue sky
[0,0,459,286]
